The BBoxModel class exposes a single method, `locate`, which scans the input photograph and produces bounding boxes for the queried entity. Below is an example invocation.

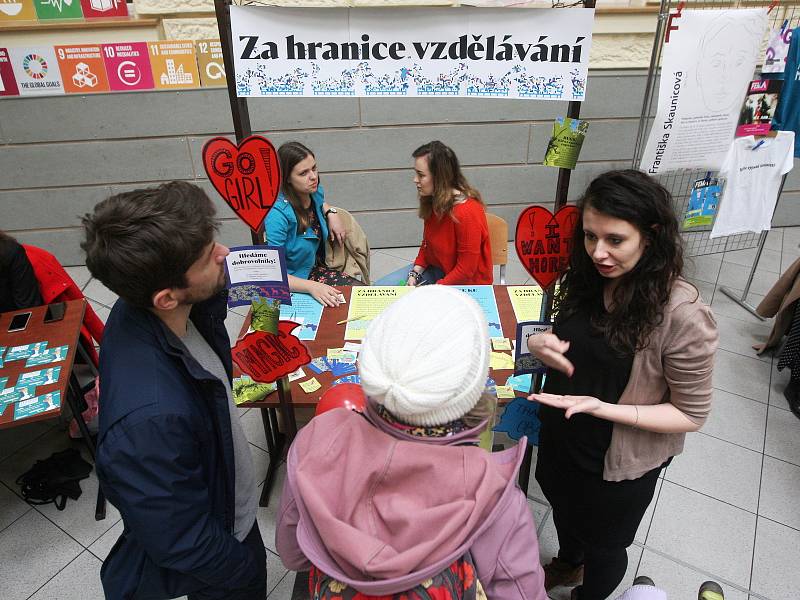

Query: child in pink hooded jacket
[276,285,547,599]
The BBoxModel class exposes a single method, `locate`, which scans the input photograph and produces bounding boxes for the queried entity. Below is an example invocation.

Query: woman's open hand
[528,393,602,418]
[308,281,342,307]
[527,332,574,376]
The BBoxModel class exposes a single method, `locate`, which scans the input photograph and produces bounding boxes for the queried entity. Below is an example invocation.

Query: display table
[237,285,526,505]
[0,300,106,519]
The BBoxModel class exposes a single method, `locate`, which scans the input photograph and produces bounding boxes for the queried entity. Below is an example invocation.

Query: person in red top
[408,141,493,286]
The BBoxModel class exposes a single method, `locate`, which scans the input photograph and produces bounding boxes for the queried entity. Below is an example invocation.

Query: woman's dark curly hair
[554,169,686,354]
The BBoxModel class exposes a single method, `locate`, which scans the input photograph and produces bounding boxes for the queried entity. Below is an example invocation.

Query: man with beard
[81,182,265,600]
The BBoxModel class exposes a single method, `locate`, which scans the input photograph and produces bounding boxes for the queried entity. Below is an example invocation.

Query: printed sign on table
[148,41,200,90]
[55,44,110,93]
[196,39,226,87]
[0,0,37,23]
[225,245,290,309]
[0,48,20,96]
[514,320,551,375]
[9,46,64,95]
[102,42,154,91]
[33,0,83,20]
[80,0,127,19]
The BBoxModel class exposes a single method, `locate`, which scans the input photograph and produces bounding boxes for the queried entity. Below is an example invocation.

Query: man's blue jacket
[96,291,258,599]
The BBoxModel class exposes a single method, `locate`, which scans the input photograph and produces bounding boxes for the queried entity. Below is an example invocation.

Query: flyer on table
[639,9,767,173]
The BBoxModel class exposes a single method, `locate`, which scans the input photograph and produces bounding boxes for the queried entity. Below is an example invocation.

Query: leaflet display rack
[631,0,799,317]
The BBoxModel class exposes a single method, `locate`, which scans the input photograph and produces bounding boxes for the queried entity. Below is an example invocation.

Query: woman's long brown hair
[278,141,318,234]
[412,141,482,220]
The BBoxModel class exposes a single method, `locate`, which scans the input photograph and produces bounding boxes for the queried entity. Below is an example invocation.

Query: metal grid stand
[631,0,799,313]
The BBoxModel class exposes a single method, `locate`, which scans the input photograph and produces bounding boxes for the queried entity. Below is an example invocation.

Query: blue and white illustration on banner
[225,245,291,309]
[231,6,594,101]
[454,286,503,338]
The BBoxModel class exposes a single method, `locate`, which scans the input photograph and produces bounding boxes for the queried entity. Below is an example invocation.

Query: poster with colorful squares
[80,0,127,19]
[148,41,200,90]
[55,44,110,93]
[33,0,83,20]
[195,40,226,87]
[0,0,37,23]
[102,42,154,91]
[8,46,64,95]
[0,48,18,96]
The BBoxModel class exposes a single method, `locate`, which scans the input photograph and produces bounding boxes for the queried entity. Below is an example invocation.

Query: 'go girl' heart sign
[514,205,579,289]
[202,135,281,232]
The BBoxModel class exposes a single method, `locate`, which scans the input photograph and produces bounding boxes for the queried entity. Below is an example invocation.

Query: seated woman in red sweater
[407,141,493,286]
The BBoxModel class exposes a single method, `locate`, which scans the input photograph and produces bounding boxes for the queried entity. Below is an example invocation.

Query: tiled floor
[1,228,799,600]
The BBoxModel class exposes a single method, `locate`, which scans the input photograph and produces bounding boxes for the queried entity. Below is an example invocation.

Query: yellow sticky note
[490,351,515,370]
[491,337,512,351]
[299,378,322,394]
[495,385,516,399]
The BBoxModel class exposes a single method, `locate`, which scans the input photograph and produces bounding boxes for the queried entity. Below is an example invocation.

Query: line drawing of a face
[695,15,763,113]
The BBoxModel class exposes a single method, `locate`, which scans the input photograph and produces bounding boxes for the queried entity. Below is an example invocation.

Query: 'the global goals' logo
[23,54,48,79]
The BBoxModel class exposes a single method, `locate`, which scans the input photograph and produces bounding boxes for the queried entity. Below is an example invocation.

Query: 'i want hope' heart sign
[202,135,281,232]
[514,206,579,289]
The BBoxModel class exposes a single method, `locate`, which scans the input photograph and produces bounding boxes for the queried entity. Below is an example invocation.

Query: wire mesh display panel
[631,0,800,257]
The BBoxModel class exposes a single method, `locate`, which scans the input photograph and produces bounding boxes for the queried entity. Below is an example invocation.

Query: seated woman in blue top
[265,142,357,307]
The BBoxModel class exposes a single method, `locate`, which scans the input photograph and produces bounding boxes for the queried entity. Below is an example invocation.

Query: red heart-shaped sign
[515,205,580,289]
[202,135,281,232]
[232,321,311,384]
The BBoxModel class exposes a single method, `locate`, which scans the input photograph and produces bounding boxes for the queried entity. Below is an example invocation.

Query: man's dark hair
[81,181,219,309]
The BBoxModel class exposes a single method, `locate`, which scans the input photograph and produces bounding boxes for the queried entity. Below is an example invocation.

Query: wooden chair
[486,213,508,284]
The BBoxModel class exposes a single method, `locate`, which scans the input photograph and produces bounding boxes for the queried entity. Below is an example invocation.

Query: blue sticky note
[493,397,541,444]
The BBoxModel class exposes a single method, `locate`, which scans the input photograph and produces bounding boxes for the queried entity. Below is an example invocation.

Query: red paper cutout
[514,205,579,289]
[231,321,311,384]
[202,135,281,232]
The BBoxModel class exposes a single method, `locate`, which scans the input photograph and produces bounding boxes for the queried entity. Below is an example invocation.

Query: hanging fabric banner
[230,6,594,101]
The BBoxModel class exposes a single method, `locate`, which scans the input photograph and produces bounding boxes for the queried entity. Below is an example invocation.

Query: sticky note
[495,385,516,399]
[299,378,322,393]
[491,337,512,351]
[490,352,515,370]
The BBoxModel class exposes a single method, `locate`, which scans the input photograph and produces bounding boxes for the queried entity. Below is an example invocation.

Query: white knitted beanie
[358,285,490,427]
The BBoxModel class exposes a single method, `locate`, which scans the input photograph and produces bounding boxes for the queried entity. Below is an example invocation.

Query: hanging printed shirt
[710,131,795,238]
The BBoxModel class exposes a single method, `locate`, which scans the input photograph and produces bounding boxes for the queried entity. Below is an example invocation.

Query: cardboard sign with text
[55,44,110,93]
[232,321,312,384]
[514,205,579,289]
[148,41,200,90]
[196,39,227,87]
[102,42,154,91]
[202,135,281,232]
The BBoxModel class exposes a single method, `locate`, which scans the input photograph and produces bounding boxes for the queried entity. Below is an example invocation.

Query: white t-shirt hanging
[710,131,795,238]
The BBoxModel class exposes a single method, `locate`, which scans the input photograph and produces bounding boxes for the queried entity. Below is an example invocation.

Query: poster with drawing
[639,9,767,174]
[230,6,594,101]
